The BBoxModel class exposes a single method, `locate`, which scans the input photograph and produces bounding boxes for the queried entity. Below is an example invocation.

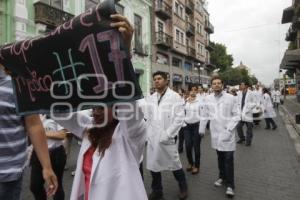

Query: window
[175,2,179,14]
[134,14,143,51]
[180,32,184,44]
[175,1,184,18]
[197,42,204,55]
[196,22,201,33]
[176,29,180,42]
[115,3,124,15]
[157,21,164,32]
[179,6,183,18]
[172,57,182,68]
[175,28,185,45]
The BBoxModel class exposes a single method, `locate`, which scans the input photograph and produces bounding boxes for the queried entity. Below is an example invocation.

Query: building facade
[0,0,152,95]
[152,0,214,91]
[280,0,300,100]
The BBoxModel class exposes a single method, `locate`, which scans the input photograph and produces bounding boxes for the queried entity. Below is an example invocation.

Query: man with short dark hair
[236,82,256,146]
[145,71,188,200]
[0,65,57,200]
[199,76,240,197]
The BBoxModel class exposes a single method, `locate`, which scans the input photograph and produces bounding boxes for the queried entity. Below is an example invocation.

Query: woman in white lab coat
[55,13,148,200]
[262,88,277,130]
[55,102,147,200]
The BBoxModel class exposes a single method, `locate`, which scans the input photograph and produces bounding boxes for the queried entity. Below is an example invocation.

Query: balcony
[282,6,295,24]
[155,0,172,20]
[285,26,297,41]
[205,21,214,34]
[186,46,196,58]
[155,31,173,49]
[34,2,74,29]
[185,0,194,15]
[205,41,214,52]
[186,21,195,37]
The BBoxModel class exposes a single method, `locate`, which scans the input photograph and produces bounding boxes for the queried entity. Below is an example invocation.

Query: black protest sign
[0,0,142,115]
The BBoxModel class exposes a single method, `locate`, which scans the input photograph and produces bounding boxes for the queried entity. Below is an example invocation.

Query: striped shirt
[0,76,27,182]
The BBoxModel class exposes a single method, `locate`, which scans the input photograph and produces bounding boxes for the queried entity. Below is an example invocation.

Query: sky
[207,0,291,86]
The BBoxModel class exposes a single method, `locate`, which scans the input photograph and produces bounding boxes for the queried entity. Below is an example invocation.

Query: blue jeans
[237,121,253,143]
[151,169,187,193]
[217,151,235,189]
[0,176,23,200]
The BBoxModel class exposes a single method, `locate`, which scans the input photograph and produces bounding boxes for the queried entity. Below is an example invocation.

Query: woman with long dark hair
[262,88,277,130]
[54,13,148,200]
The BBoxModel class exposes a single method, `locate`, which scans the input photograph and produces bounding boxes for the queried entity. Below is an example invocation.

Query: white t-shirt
[42,118,65,150]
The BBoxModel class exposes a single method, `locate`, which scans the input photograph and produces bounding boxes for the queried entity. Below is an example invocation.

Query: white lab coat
[145,88,184,172]
[199,92,240,151]
[237,90,256,122]
[55,102,148,200]
[272,90,281,103]
[252,90,263,112]
[262,93,276,118]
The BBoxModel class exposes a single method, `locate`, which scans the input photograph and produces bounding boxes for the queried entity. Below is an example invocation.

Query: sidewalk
[281,95,300,135]
[22,113,300,200]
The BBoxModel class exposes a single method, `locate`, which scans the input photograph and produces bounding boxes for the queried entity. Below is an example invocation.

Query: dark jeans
[217,151,235,189]
[178,127,185,152]
[237,121,253,143]
[265,118,277,128]
[30,145,66,200]
[151,169,187,193]
[0,176,23,200]
[253,113,261,125]
[184,122,201,168]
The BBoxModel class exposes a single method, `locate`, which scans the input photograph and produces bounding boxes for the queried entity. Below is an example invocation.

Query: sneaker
[225,187,235,197]
[214,178,223,187]
[71,170,76,176]
[272,125,277,130]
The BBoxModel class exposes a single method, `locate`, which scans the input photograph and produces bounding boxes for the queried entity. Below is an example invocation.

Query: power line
[220,23,281,33]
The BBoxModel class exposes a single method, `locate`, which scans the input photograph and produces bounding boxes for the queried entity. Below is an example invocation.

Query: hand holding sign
[0,0,142,115]
[110,14,134,51]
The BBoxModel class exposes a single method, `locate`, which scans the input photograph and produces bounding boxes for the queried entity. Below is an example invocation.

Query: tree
[210,42,234,72]
[220,67,258,86]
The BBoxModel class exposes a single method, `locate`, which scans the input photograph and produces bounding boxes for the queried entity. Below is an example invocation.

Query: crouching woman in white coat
[54,101,147,200]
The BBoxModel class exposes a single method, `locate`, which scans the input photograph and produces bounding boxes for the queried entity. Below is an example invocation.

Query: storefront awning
[280,49,300,69]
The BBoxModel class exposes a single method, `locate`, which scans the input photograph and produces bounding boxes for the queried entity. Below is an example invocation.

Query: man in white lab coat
[252,85,263,125]
[145,71,188,200]
[236,82,256,146]
[199,76,240,197]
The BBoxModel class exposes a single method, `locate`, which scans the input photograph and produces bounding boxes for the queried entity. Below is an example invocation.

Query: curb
[280,105,300,136]
[279,106,300,158]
